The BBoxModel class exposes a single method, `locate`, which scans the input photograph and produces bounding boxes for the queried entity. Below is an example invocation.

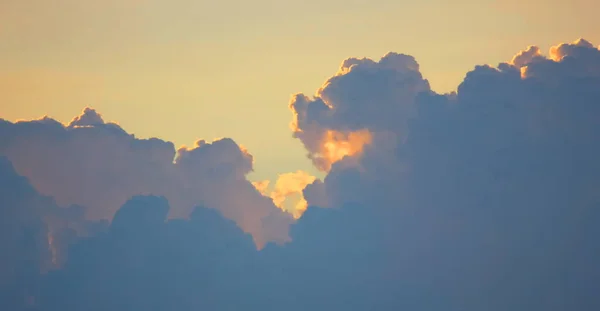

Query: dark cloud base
[2,39,600,310]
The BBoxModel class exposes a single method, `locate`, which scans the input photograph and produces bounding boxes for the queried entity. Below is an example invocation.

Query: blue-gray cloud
[289,38,600,310]
[1,38,600,310]
[0,110,293,248]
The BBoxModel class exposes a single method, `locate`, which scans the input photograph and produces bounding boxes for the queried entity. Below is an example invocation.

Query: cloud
[285,38,600,310]
[289,52,430,171]
[38,195,261,311]
[67,107,106,128]
[0,156,107,310]
[0,156,51,308]
[256,170,317,219]
[2,38,600,310]
[0,109,292,249]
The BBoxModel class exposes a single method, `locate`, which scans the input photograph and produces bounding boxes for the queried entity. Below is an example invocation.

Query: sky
[2,1,600,310]
[2,0,600,181]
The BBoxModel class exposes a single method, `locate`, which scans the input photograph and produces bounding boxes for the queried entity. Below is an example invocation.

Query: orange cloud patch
[252,129,371,219]
[318,129,372,171]
[0,109,293,250]
[254,170,316,219]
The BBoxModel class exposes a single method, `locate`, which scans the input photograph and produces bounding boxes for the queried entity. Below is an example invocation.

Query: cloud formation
[255,170,317,218]
[38,195,260,311]
[0,110,292,248]
[0,156,107,309]
[287,38,600,309]
[2,38,600,310]
[289,52,430,171]
[0,157,52,308]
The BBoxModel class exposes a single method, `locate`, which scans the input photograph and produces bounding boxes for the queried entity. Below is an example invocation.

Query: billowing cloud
[510,45,543,68]
[289,52,430,171]
[256,170,316,218]
[286,38,600,309]
[38,195,261,311]
[0,110,292,248]
[0,156,107,309]
[0,156,52,306]
[67,107,106,128]
[2,38,600,310]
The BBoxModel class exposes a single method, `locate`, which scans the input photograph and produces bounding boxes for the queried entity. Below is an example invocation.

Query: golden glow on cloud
[513,39,600,79]
[252,180,270,195]
[319,129,372,171]
[254,170,316,219]
[271,171,316,219]
[520,66,529,79]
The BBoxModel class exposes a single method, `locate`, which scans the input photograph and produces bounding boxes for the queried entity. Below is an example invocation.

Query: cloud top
[0,108,292,248]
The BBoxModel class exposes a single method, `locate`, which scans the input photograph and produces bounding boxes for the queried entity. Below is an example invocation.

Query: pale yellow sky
[1,0,598,180]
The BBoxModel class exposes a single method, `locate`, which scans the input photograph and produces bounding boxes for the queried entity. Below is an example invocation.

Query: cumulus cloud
[0,110,292,248]
[0,156,106,310]
[510,45,543,68]
[2,38,600,310]
[0,157,51,309]
[38,195,261,311]
[67,107,106,128]
[255,170,317,218]
[285,38,600,310]
[289,52,430,171]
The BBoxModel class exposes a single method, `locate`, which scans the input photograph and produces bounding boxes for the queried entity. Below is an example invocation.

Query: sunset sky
[2,0,599,181]
[2,1,600,310]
